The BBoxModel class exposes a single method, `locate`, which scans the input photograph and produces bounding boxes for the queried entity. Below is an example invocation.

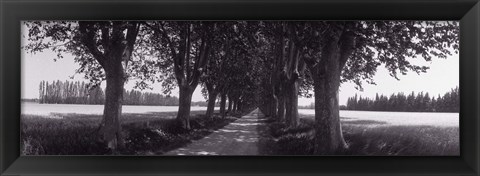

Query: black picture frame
[1,0,479,175]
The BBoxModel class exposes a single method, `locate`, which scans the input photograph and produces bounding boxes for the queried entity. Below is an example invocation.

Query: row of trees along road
[38,80,180,106]
[24,21,458,154]
[345,87,459,112]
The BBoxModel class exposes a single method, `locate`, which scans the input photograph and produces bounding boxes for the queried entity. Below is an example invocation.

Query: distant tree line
[38,80,181,106]
[123,90,179,106]
[345,87,459,112]
[38,80,103,104]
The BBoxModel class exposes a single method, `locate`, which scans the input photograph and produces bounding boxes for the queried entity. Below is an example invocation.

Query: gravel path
[165,109,266,155]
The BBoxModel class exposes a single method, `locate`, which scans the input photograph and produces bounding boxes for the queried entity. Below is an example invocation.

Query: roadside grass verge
[21,111,239,155]
[258,114,459,156]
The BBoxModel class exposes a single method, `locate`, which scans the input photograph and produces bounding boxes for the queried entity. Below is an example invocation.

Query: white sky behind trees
[21,26,459,106]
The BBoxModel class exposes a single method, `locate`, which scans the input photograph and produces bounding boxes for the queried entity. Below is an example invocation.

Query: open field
[299,109,459,127]
[258,114,459,156]
[21,103,459,155]
[23,103,459,127]
[22,102,216,116]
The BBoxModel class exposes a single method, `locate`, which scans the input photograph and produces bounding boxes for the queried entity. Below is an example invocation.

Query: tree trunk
[177,86,193,129]
[237,100,242,112]
[312,36,348,154]
[277,92,285,122]
[285,80,299,127]
[205,91,217,119]
[313,78,346,154]
[270,94,278,119]
[232,100,238,113]
[261,91,273,117]
[267,83,278,119]
[227,95,233,113]
[220,93,227,118]
[100,68,125,150]
[282,34,301,126]
[276,77,286,122]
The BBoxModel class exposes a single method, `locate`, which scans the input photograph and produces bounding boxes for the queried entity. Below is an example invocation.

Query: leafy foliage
[282,21,459,90]
[23,21,150,88]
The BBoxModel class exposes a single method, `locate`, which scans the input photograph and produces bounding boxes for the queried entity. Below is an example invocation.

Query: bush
[124,127,181,154]
[263,121,315,155]
[276,132,314,155]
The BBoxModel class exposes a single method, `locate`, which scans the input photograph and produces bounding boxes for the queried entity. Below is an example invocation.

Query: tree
[258,22,311,126]
[146,21,214,129]
[200,22,240,118]
[298,21,459,154]
[423,92,431,111]
[39,81,45,104]
[207,21,262,116]
[278,22,307,127]
[257,22,281,120]
[24,21,141,150]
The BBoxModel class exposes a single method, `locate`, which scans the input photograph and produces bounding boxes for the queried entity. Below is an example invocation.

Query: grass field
[21,111,237,155]
[258,114,459,156]
[21,110,459,156]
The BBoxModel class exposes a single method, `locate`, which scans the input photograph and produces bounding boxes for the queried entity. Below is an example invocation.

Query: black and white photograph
[20,21,459,156]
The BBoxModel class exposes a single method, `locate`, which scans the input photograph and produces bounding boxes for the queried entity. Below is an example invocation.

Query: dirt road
[165,109,266,155]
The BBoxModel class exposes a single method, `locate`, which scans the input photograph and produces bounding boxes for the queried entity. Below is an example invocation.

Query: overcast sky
[21,25,459,106]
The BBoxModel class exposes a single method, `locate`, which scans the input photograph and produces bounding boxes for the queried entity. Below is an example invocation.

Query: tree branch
[141,21,178,59]
[190,25,211,89]
[339,30,356,71]
[123,22,141,72]
[185,24,192,83]
[174,23,187,86]
[78,21,106,68]
[100,24,110,56]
